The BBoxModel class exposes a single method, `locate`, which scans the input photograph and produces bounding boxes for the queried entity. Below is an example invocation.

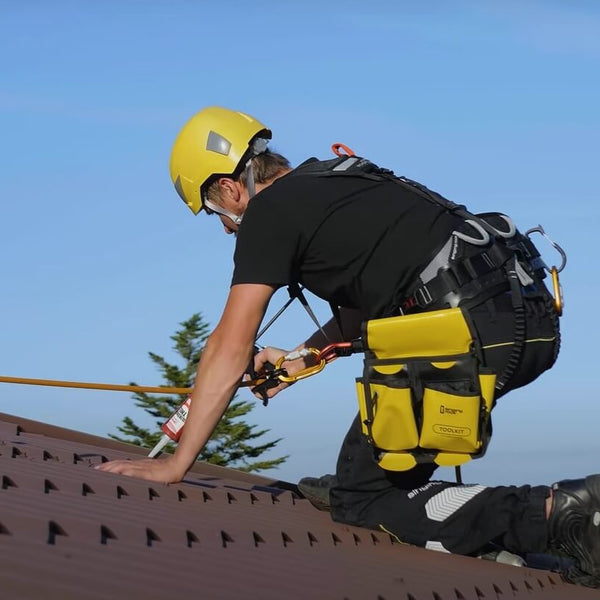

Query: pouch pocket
[356,379,419,451]
[419,386,481,453]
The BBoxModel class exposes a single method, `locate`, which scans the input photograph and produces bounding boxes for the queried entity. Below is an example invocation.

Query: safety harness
[279,146,565,471]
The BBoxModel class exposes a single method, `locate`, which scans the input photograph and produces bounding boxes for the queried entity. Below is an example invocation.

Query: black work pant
[330,292,560,556]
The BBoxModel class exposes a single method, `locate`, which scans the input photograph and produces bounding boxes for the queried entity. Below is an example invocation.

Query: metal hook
[453,220,491,246]
[525,225,567,273]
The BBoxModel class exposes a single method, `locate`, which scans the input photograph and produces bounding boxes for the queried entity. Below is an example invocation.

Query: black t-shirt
[232,160,464,319]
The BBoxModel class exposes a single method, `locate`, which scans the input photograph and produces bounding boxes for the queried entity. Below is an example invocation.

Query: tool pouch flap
[364,307,472,359]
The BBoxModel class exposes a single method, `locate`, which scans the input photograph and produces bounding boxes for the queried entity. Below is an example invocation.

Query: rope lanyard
[0,344,354,396]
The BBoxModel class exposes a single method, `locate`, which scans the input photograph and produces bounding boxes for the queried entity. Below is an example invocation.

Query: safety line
[0,375,192,395]
[378,523,406,545]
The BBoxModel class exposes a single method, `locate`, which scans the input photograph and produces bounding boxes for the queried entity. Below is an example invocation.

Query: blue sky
[1,1,599,486]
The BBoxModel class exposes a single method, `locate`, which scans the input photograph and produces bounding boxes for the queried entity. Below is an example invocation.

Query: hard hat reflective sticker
[173,176,187,203]
[206,131,231,156]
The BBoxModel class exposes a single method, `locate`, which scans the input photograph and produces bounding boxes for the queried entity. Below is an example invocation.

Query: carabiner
[551,267,564,316]
[525,225,567,273]
[275,347,327,383]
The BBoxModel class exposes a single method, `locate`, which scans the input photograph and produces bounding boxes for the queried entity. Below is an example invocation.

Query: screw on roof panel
[307,532,318,546]
[148,487,160,501]
[177,490,186,502]
[116,485,128,499]
[226,492,237,504]
[0,522,10,535]
[281,531,293,547]
[252,532,265,547]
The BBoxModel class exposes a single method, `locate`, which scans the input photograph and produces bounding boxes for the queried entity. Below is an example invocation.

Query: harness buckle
[416,286,433,308]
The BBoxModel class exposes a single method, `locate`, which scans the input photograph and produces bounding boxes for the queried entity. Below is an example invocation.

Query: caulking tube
[147,348,305,458]
[148,396,191,458]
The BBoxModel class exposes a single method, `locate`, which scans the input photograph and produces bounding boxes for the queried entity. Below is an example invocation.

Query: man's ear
[217,178,240,202]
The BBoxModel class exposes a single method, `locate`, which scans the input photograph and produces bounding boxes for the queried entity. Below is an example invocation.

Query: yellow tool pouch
[356,307,496,471]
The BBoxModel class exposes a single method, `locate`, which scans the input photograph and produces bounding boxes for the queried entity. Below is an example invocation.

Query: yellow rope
[0,375,192,395]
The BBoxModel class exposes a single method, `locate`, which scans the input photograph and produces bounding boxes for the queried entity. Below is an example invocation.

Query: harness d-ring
[332,143,355,157]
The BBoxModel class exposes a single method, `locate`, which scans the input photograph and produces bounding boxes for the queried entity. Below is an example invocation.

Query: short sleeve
[231,190,301,288]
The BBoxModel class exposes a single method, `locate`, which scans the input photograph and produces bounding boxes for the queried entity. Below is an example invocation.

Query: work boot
[548,475,600,587]
[297,474,337,511]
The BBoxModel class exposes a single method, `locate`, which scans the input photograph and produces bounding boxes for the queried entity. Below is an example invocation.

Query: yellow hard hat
[169,106,271,215]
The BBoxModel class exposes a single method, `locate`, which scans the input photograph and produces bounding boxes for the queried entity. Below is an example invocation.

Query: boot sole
[558,474,600,579]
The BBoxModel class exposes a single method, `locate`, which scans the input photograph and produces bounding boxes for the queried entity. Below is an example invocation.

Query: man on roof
[99,106,600,588]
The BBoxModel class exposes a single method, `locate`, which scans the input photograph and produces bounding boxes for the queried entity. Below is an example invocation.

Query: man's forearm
[170,331,253,476]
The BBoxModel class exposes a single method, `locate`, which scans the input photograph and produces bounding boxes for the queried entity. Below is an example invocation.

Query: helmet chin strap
[203,198,244,226]
[245,159,256,200]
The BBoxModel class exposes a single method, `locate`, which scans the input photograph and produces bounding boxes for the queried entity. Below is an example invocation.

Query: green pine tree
[110,313,287,472]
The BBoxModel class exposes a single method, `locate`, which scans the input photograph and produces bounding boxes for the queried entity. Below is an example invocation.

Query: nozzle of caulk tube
[148,433,170,458]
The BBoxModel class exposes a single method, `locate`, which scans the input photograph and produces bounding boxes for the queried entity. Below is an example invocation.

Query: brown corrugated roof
[0,411,596,599]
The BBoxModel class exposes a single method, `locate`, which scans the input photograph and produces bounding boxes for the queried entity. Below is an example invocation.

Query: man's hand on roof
[96,455,186,484]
